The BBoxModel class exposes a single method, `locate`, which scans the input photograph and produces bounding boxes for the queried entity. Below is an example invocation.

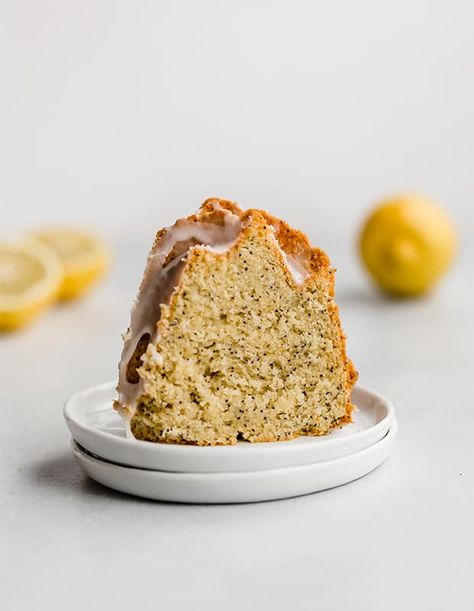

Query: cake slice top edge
[115,198,338,419]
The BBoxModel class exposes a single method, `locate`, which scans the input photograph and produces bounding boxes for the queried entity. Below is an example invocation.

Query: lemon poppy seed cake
[115,198,357,445]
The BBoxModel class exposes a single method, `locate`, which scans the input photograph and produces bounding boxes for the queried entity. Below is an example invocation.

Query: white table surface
[1,239,472,611]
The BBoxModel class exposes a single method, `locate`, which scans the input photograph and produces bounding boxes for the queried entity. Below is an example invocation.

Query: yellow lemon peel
[0,238,62,331]
[33,228,111,300]
[359,195,457,296]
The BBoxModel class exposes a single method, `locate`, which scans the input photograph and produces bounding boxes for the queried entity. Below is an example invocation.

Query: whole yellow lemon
[359,195,457,296]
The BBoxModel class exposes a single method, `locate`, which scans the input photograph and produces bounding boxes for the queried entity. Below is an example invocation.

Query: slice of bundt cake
[115,198,357,445]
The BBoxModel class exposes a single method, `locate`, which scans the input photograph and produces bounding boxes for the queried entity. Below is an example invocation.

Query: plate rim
[64,381,395,471]
[71,420,398,503]
[73,419,397,474]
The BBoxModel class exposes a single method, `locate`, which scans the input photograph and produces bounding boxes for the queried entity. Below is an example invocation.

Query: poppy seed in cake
[115,198,357,445]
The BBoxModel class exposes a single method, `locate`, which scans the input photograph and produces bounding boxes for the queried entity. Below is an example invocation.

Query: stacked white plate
[64,382,397,503]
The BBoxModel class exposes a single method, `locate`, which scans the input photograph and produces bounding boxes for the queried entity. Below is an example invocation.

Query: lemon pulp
[0,239,62,331]
[34,228,111,300]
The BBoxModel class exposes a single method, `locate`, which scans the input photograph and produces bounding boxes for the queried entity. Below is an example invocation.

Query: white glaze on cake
[117,203,310,420]
[117,203,242,417]
[269,232,310,285]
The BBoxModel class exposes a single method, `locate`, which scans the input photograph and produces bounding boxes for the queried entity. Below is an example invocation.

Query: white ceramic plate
[71,420,397,503]
[64,381,394,473]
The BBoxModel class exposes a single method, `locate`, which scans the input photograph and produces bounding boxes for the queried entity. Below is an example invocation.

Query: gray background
[1,1,473,610]
[1,0,473,243]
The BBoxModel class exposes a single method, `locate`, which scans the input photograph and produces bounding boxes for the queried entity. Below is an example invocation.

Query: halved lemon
[0,238,62,331]
[33,228,111,300]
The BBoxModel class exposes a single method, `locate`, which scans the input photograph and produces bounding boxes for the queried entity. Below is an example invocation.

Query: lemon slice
[33,228,111,300]
[0,238,62,331]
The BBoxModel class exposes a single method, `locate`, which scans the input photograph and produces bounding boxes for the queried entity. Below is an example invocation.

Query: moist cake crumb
[115,198,357,445]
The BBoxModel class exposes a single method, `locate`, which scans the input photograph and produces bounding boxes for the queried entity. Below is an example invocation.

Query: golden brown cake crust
[200,199,357,424]
[126,198,357,442]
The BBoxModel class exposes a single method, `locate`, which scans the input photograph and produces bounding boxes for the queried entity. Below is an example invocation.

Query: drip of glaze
[282,253,310,284]
[269,233,310,285]
[117,204,243,418]
[116,204,311,423]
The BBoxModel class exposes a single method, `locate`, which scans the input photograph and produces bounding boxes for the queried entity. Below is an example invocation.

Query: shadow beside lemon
[0,229,111,332]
